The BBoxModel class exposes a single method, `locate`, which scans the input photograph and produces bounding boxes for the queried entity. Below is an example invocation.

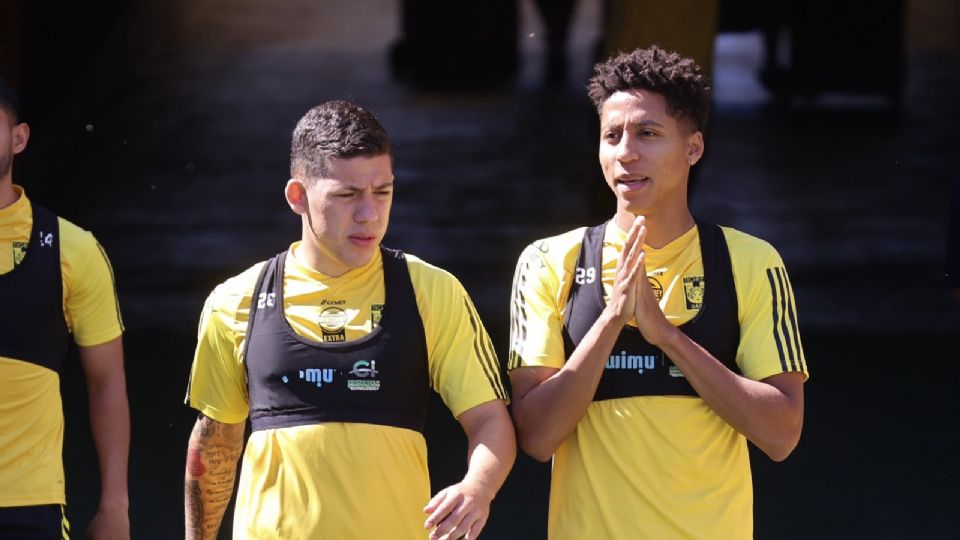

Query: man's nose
[616,133,639,162]
[354,193,378,222]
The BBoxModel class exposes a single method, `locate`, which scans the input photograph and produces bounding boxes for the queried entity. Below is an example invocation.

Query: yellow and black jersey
[0,186,124,507]
[508,220,808,540]
[185,243,507,539]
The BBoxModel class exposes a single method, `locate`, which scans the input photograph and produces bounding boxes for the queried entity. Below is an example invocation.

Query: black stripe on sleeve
[508,258,530,370]
[766,268,788,372]
[95,241,125,331]
[782,269,805,372]
[463,297,506,398]
[774,268,798,371]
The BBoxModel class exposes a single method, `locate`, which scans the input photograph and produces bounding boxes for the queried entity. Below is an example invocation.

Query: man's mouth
[616,176,651,189]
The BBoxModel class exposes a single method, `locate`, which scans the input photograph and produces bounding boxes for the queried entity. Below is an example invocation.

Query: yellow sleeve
[59,218,124,347]
[507,232,582,371]
[407,257,508,418]
[728,230,809,382]
[185,265,262,424]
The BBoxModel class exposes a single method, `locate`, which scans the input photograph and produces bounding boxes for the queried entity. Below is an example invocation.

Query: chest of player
[563,221,740,400]
[0,204,69,372]
[244,248,430,433]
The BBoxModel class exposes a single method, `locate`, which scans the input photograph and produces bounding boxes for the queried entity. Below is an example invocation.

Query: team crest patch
[12,242,27,266]
[648,276,663,301]
[371,304,384,328]
[318,307,347,342]
[683,275,704,310]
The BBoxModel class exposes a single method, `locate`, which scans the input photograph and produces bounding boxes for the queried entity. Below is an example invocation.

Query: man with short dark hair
[0,77,130,539]
[183,100,515,540]
[507,46,808,539]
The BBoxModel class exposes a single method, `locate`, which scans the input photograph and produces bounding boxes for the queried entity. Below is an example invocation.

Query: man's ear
[285,179,307,215]
[687,130,704,166]
[12,123,29,155]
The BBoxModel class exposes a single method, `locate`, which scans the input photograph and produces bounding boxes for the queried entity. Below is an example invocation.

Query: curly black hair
[290,100,391,182]
[587,45,710,132]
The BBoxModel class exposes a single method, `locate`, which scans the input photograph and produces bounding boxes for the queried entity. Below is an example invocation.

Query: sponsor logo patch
[371,304,384,328]
[318,307,347,342]
[683,275,704,310]
[347,360,381,391]
[12,242,27,266]
[648,276,663,301]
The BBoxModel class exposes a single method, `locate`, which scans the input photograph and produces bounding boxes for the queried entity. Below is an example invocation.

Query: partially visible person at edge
[507,45,808,539]
[0,77,130,539]
[183,100,515,540]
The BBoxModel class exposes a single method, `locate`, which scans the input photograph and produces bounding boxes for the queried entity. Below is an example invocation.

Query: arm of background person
[78,336,130,540]
[423,400,516,540]
[184,414,245,540]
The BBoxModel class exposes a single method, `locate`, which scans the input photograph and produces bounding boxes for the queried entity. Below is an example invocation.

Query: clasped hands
[607,216,676,348]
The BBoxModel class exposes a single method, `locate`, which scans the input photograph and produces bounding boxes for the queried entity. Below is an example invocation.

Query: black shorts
[0,504,69,540]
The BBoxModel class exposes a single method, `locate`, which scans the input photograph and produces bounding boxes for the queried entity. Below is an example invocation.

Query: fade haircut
[0,76,21,123]
[290,100,391,182]
[587,45,710,132]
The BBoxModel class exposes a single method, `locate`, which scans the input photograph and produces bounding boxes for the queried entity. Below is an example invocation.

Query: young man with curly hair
[507,45,808,539]
[183,100,514,540]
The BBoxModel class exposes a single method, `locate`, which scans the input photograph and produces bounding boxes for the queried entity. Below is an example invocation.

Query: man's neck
[0,178,19,210]
[614,207,695,249]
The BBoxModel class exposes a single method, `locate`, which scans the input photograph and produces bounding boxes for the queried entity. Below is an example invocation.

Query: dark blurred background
[2,0,959,538]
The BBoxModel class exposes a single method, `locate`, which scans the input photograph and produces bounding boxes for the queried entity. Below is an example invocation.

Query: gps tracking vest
[562,220,741,400]
[0,204,69,371]
[243,247,430,433]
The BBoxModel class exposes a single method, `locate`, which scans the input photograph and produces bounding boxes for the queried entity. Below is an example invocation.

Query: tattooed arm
[184,413,245,540]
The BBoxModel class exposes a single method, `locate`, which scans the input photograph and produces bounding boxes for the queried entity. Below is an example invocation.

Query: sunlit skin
[285,153,394,277]
[0,107,30,209]
[598,89,704,247]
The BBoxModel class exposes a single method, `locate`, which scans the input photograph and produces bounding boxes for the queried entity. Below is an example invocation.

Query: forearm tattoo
[185,414,243,540]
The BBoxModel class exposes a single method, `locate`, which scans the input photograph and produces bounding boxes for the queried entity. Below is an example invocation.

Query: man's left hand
[423,481,491,540]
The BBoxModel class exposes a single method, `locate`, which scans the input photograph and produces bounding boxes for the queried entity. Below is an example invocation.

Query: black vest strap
[562,220,740,400]
[243,247,430,432]
[0,204,69,372]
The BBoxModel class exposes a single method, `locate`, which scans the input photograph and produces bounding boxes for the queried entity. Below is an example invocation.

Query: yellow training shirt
[0,186,124,507]
[186,244,507,539]
[508,221,808,540]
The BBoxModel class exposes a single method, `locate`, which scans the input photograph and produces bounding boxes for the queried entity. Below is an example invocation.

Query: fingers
[430,508,485,540]
[618,217,647,288]
[617,216,645,275]
[424,490,456,529]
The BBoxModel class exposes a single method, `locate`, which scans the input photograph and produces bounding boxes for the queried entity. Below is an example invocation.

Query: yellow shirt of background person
[187,244,507,538]
[0,186,124,506]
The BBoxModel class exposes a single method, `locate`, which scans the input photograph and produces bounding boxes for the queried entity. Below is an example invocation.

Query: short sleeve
[184,281,255,424]
[733,240,809,382]
[60,221,124,347]
[408,258,508,418]
[507,240,568,371]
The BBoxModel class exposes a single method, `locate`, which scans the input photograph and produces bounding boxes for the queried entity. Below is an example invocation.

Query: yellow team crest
[683,275,704,310]
[12,242,27,266]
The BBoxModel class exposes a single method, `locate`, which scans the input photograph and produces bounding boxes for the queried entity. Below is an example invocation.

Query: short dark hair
[290,100,391,181]
[587,45,710,132]
[0,76,21,122]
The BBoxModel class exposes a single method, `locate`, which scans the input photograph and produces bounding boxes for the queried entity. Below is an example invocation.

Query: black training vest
[243,247,430,433]
[562,220,740,400]
[0,204,69,372]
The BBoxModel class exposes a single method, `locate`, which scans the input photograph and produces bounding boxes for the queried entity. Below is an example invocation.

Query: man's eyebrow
[601,118,665,131]
[338,181,394,192]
